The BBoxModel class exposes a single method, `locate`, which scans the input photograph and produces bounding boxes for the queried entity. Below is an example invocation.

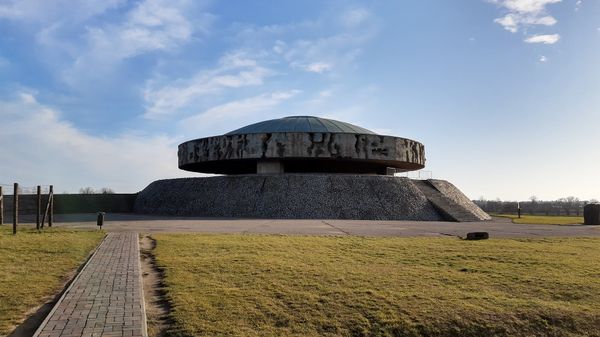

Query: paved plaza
[50,213,600,238]
[34,232,146,337]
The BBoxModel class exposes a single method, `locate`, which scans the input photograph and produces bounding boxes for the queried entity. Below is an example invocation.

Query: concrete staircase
[412,180,481,222]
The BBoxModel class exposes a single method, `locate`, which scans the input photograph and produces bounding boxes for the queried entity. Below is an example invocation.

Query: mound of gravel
[428,179,492,221]
[134,174,444,221]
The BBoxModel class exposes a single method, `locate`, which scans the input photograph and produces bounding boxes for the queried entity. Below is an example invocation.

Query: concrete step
[412,180,481,222]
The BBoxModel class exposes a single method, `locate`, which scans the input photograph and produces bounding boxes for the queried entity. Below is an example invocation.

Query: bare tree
[528,195,538,215]
[541,201,552,216]
[558,196,580,216]
[79,187,95,194]
[100,187,114,194]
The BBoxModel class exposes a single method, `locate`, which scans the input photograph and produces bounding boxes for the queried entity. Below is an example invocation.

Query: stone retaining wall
[134,175,446,220]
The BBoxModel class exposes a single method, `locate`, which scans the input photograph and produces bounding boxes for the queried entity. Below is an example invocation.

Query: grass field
[493,214,584,225]
[0,226,104,335]
[153,234,600,337]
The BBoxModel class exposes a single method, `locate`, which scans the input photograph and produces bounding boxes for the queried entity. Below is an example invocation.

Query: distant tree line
[79,187,115,194]
[474,196,599,216]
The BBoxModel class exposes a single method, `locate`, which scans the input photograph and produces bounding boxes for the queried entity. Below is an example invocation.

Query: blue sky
[1,0,599,200]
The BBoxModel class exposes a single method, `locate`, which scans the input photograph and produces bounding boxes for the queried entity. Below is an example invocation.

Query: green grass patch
[0,226,104,335]
[493,214,584,225]
[153,234,600,337]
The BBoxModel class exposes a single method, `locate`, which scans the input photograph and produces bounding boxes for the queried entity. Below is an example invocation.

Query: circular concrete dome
[178,116,426,175]
[226,116,376,135]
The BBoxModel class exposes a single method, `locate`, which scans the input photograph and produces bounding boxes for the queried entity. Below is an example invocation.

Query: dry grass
[493,214,584,225]
[0,226,104,336]
[153,234,600,337]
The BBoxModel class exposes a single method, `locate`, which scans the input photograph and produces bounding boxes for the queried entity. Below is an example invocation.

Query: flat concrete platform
[34,213,600,238]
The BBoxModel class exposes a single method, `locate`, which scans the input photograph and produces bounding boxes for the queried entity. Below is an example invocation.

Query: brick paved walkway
[34,232,147,337]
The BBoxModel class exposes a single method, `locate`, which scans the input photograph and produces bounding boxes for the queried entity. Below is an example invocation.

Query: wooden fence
[0,183,53,234]
[0,184,138,234]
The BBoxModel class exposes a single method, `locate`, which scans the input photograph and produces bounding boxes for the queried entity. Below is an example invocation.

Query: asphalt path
[22,213,600,238]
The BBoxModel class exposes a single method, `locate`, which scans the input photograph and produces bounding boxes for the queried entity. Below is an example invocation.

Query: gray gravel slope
[134,175,445,220]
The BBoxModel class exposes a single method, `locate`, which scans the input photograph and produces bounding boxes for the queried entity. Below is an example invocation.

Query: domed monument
[135,116,490,221]
[178,116,425,175]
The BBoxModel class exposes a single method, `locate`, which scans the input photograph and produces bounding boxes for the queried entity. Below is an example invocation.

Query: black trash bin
[97,212,106,228]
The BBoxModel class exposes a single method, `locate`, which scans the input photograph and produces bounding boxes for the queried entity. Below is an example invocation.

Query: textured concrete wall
[134,175,443,221]
[178,132,425,173]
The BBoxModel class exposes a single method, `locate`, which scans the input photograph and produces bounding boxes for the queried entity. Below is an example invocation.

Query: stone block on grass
[466,232,489,240]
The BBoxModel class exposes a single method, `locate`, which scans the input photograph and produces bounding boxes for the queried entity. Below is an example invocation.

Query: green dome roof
[225,116,376,135]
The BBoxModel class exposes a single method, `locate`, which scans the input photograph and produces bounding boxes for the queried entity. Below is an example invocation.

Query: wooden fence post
[0,186,3,226]
[36,185,41,230]
[13,183,18,235]
[49,185,54,227]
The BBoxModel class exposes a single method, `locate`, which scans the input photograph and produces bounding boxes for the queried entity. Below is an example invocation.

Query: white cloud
[493,0,561,13]
[89,1,191,55]
[303,62,333,73]
[539,55,548,62]
[38,0,213,87]
[525,34,560,44]
[142,5,376,120]
[143,52,273,119]
[180,90,300,130]
[279,33,370,75]
[536,15,558,25]
[494,14,519,32]
[0,0,124,22]
[490,0,560,33]
[0,93,186,192]
[318,90,332,98]
[305,89,334,105]
[240,7,376,75]
[340,8,370,27]
[272,40,286,54]
[105,0,196,59]
[0,55,8,67]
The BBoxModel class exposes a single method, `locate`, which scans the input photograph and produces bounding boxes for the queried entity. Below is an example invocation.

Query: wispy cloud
[490,0,561,33]
[143,52,273,119]
[180,90,301,131]
[300,62,333,73]
[340,8,370,27]
[539,55,548,62]
[236,7,376,75]
[0,55,8,67]
[14,0,214,91]
[0,92,186,192]
[141,4,378,127]
[278,33,370,75]
[60,0,213,86]
[525,34,560,44]
[89,1,195,59]
[0,0,124,22]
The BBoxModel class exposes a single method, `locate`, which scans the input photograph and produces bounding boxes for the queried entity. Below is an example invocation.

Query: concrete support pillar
[257,161,284,174]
